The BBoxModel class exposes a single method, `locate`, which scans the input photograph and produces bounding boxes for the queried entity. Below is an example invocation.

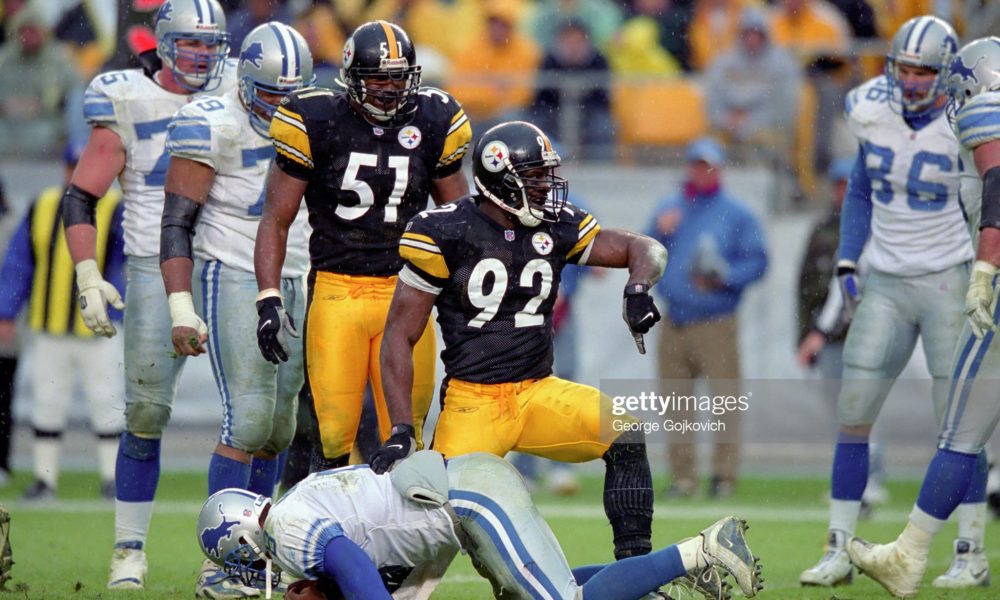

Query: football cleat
[108,546,147,589]
[932,538,991,588]
[683,566,733,600]
[800,530,853,586]
[699,517,763,597]
[196,558,260,598]
[21,479,56,502]
[846,536,926,598]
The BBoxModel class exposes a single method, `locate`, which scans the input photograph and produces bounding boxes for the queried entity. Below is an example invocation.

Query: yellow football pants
[306,272,435,459]
[432,376,624,462]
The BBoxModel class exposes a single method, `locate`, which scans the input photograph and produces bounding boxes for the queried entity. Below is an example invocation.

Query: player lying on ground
[197,451,764,600]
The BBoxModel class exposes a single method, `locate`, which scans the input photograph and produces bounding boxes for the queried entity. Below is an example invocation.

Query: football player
[159,22,312,598]
[197,451,763,600]
[848,36,1000,598]
[799,16,988,589]
[254,20,472,470]
[61,0,234,589]
[369,121,669,568]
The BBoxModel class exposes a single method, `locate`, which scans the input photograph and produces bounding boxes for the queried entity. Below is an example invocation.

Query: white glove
[75,259,125,337]
[966,260,999,339]
[167,291,208,336]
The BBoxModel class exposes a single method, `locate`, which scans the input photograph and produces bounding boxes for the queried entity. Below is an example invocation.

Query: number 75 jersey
[398,198,600,384]
[269,87,472,276]
[844,75,972,276]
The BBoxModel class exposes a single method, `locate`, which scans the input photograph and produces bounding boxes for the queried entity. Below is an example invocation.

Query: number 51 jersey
[398,198,600,384]
[269,87,472,276]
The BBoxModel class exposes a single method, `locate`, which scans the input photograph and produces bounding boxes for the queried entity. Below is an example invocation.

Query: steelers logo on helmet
[343,37,355,69]
[531,232,554,256]
[481,141,510,173]
[398,125,422,149]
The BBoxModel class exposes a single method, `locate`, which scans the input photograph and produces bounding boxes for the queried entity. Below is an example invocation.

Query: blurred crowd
[0,0,983,191]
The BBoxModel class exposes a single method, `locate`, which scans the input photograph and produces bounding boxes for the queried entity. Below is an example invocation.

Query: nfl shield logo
[504,230,515,242]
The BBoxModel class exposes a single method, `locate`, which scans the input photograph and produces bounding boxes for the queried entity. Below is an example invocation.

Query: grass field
[4,471,999,599]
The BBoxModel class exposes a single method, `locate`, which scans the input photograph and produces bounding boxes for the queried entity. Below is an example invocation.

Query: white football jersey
[165,89,309,277]
[82,62,237,258]
[954,91,1000,237]
[845,76,973,276]
[265,466,460,589]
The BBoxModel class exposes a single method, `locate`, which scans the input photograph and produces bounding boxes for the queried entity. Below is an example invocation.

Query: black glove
[369,424,416,474]
[256,296,298,364]
[623,283,661,334]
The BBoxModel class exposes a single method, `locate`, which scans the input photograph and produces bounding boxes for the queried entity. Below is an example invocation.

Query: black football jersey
[269,87,472,276]
[399,198,601,383]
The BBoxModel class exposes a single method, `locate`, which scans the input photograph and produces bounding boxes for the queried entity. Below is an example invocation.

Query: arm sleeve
[723,208,768,290]
[0,212,35,320]
[270,98,314,180]
[433,94,472,178]
[837,149,873,263]
[322,536,392,600]
[398,218,449,294]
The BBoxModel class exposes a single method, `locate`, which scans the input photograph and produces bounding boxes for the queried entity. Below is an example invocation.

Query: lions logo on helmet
[200,504,240,560]
[237,22,315,137]
[154,0,230,93]
[946,37,1000,111]
[885,16,958,114]
[340,21,422,127]
[473,121,568,228]
[196,489,276,586]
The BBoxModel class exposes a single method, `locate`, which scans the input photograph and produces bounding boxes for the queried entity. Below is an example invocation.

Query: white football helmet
[885,16,958,113]
[154,0,230,92]
[946,37,1000,117]
[237,22,315,137]
[196,489,276,587]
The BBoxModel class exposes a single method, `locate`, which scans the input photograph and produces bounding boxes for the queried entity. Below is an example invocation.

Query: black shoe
[101,480,116,500]
[708,477,734,500]
[22,479,56,502]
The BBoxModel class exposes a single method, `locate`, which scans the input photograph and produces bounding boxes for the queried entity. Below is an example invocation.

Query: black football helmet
[473,121,568,227]
[340,20,421,126]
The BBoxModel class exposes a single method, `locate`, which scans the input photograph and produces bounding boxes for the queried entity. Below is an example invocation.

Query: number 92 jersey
[398,199,600,384]
[844,75,972,276]
[82,63,237,258]
[268,87,472,276]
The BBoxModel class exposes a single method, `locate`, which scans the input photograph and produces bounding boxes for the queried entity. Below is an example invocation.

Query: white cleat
[800,530,852,587]
[846,536,926,598]
[932,538,991,589]
[108,546,147,589]
[196,558,260,598]
[699,516,763,597]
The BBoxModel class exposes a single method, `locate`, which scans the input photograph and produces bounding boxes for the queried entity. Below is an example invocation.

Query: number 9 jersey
[269,86,472,276]
[399,198,600,384]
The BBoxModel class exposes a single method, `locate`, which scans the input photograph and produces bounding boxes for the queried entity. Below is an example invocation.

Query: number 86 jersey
[269,86,472,276]
[399,198,600,384]
[844,75,972,276]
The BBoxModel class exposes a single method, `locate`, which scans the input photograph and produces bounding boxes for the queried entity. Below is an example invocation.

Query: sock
[898,507,943,558]
[916,448,978,520]
[208,453,251,496]
[96,433,118,483]
[571,565,603,586]
[247,456,279,497]
[676,536,708,571]
[114,432,162,547]
[602,432,653,559]
[955,450,988,549]
[582,546,686,600]
[829,432,869,536]
[33,429,61,489]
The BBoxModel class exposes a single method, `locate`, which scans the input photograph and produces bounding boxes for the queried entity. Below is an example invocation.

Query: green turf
[4,471,999,599]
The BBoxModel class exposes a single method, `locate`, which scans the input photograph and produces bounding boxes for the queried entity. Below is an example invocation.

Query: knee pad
[120,431,160,461]
[125,403,171,437]
[228,415,274,455]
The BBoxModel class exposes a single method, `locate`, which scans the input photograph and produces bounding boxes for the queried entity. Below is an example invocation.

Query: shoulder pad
[388,450,449,507]
[845,76,893,132]
[84,69,143,125]
[956,91,1000,150]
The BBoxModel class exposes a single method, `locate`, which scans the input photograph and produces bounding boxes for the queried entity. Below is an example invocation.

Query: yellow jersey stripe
[577,214,594,233]
[380,21,399,59]
[271,108,313,169]
[568,221,601,259]
[400,244,450,279]
[437,115,472,168]
[401,232,439,247]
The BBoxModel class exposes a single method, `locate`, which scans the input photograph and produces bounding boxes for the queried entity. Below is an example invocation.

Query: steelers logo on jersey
[531,232,554,255]
[481,141,509,173]
[398,126,422,149]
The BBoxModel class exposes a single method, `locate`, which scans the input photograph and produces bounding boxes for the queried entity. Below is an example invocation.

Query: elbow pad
[160,192,202,262]
[61,184,100,227]
[980,167,1000,231]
